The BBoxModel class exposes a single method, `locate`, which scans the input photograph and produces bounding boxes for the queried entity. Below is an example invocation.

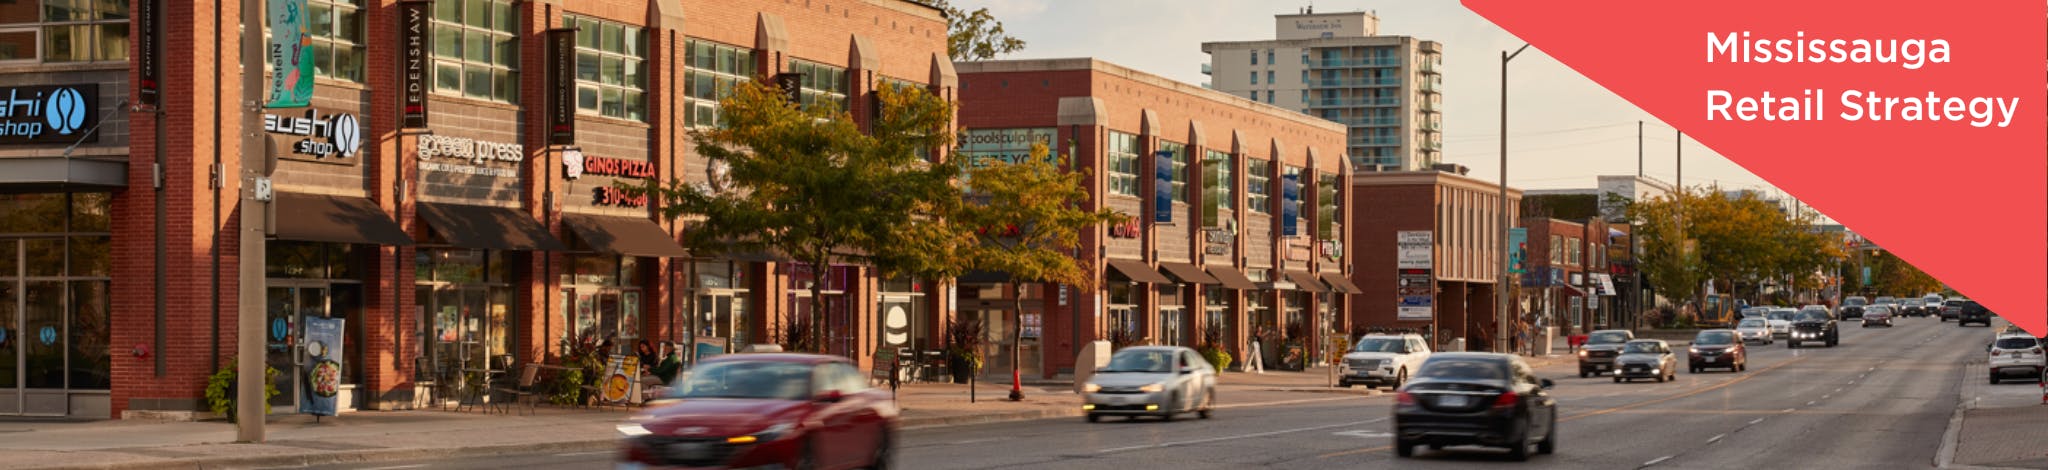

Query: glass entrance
[694,293,749,356]
[265,286,327,413]
[429,287,508,387]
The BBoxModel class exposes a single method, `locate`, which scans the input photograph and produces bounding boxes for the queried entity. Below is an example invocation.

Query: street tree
[917,0,1028,61]
[1626,186,1844,320]
[639,81,959,352]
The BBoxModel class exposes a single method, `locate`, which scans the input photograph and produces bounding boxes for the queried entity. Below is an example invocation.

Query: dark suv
[1577,330,1635,378]
[1940,299,1968,322]
[1837,296,1867,321]
[1956,300,1994,327]
[1788,308,1838,348]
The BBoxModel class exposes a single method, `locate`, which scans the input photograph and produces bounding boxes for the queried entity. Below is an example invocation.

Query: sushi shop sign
[264,108,364,165]
[0,84,98,145]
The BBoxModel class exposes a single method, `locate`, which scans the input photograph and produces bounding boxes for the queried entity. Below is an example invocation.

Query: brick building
[1349,171,1519,352]
[1517,217,1614,334]
[955,58,1356,378]
[0,0,950,419]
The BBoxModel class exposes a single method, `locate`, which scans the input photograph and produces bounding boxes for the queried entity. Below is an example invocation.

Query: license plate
[1596,365,1611,370]
[667,442,709,460]
[1439,395,1469,407]
[1113,395,1137,404]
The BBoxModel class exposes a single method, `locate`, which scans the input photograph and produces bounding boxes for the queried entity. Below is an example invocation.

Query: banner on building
[1280,173,1301,236]
[301,316,345,417]
[265,0,314,108]
[546,28,577,145]
[1396,230,1432,270]
[137,0,160,106]
[1155,150,1174,224]
[1508,228,1527,274]
[398,0,431,128]
[1397,268,1434,321]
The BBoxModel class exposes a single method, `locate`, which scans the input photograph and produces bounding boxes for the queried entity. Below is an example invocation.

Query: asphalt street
[283,315,1992,469]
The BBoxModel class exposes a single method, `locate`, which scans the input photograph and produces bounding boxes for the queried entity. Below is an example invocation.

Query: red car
[617,353,897,470]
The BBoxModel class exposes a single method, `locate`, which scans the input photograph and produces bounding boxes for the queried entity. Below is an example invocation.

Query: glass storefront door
[265,285,328,412]
[0,193,113,418]
[693,292,749,356]
[428,287,509,386]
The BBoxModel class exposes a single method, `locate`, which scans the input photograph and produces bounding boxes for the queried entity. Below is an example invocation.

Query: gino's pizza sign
[563,150,653,207]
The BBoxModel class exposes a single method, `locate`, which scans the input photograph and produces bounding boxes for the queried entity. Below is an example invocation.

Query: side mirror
[815,390,844,403]
[1539,378,1556,390]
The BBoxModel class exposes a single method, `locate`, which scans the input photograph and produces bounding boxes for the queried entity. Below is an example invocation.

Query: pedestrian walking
[1246,337,1265,374]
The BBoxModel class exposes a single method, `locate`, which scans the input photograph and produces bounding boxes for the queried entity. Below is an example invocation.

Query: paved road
[285,316,1992,469]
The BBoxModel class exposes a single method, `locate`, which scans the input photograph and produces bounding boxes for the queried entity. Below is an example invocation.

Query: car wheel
[1505,420,1532,462]
[1788,341,1798,349]
[1161,397,1178,422]
[1990,375,1999,385]
[1198,390,1214,420]
[1395,438,1416,458]
[1537,418,1558,455]
[1580,371,1590,379]
[1086,413,1100,423]
[1613,377,1622,383]
[870,430,894,470]
[796,439,818,470]
[1429,444,1445,451]
[1393,368,1408,390]
[1738,362,1747,372]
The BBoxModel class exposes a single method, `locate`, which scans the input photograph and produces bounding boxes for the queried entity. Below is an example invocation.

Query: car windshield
[1768,311,1795,321]
[1739,319,1767,328]
[1589,332,1631,344]
[1742,307,1768,317]
[1696,332,1737,345]
[1796,311,1829,322]
[1100,350,1173,373]
[1996,337,2039,350]
[1844,298,1868,306]
[667,361,812,400]
[1867,306,1889,314]
[1623,342,1662,354]
[1353,338,1405,353]
[1416,359,1505,381]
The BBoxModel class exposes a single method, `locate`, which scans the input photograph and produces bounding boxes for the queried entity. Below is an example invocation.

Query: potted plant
[1198,327,1233,371]
[945,317,983,384]
[203,360,281,423]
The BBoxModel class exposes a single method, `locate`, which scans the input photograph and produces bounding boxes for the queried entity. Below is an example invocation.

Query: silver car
[1083,346,1218,422]
[1736,317,1775,345]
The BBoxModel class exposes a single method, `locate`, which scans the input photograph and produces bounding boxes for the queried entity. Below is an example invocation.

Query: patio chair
[491,363,542,416]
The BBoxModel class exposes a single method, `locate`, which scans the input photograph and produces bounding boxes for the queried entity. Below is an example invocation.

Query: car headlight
[617,423,652,437]
[1138,383,1165,393]
[1578,349,1589,357]
[1689,347,1700,354]
[743,422,796,443]
[1084,383,1102,393]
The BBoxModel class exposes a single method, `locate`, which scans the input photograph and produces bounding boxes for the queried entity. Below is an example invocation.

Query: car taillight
[1396,391,1416,405]
[1493,391,1519,409]
[1991,350,2003,356]
[2033,348,2044,355]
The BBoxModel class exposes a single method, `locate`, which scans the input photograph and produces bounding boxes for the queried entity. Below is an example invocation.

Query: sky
[948,0,1798,198]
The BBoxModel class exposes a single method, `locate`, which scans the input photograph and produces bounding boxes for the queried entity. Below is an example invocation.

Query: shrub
[204,360,280,421]
[945,317,984,371]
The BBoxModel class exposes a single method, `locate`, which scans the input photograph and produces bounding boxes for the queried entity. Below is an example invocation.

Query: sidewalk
[1941,358,2048,470]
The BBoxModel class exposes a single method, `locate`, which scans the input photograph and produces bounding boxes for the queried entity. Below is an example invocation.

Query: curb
[900,408,1084,430]
[29,438,620,470]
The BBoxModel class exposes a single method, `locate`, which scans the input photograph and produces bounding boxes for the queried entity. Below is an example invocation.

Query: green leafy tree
[1627,186,1845,317]
[918,0,1028,61]
[638,81,958,352]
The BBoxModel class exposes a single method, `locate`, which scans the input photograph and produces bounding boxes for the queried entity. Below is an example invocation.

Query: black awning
[416,202,566,251]
[562,214,690,258]
[273,192,412,246]
[1320,272,1364,294]
[1105,258,1172,284]
[1158,262,1219,285]
[1284,271,1329,293]
[1205,265,1259,290]
[957,270,1011,284]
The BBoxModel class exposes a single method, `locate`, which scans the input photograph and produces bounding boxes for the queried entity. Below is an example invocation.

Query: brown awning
[1157,262,1219,285]
[416,202,566,251]
[1284,271,1329,293]
[1104,258,1172,284]
[1205,265,1259,290]
[273,192,412,246]
[562,214,690,258]
[1320,272,1364,294]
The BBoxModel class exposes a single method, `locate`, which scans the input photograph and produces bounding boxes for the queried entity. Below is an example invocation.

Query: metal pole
[1637,121,1643,177]
[1498,44,1529,354]
[236,0,268,441]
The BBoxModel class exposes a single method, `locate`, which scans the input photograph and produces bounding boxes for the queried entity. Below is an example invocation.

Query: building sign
[1397,268,1434,321]
[574,153,654,208]
[0,84,97,145]
[265,0,314,108]
[398,0,430,128]
[958,128,1058,166]
[137,0,160,106]
[545,29,576,145]
[264,108,362,163]
[1154,150,1174,224]
[1203,223,1235,255]
[1396,230,1432,270]
[1108,216,1141,239]
[418,134,523,177]
[1321,240,1343,261]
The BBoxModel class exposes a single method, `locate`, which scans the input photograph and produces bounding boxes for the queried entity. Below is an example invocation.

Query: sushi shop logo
[264,109,363,161]
[0,84,98,145]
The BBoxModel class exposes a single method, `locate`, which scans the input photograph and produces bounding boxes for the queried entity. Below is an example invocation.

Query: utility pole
[236,0,269,442]
[1498,44,1531,355]
[1637,121,1643,177]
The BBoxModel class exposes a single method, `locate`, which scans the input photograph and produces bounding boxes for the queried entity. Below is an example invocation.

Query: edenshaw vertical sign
[546,28,577,145]
[398,0,430,128]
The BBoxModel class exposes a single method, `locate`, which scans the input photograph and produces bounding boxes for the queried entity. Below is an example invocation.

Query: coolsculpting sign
[958,128,1058,165]
[418,134,523,177]
[1396,231,1433,269]
[0,85,97,145]
[264,108,362,163]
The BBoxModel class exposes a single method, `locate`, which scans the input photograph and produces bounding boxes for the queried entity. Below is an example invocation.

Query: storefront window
[684,39,754,128]
[565,14,646,120]
[0,0,128,62]
[1106,282,1136,338]
[562,254,645,354]
[415,248,513,386]
[1159,285,1186,347]
[308,0,366,81]
[691,261,749,355]
[1285,291,1310,340]
[0,192,113,396]
[878,277,927,350]
[432,0,518,103]
[1106,131,1140,196]
[788,58,847,112]
[1204,288,1229,346]
[1247,158,1272,213]
[1249,291,1274,337]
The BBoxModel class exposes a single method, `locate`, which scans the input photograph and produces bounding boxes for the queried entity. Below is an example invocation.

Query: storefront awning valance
[1105,258,1172,284]
[957,270,1010,284]
[1283,271,1329,293]
[1158,262,1219,285]
[417,202,566,251]
[273,192,412,246]
[1204,265,1259,290]
[1320,272,1365,295]
[562,214,690,258]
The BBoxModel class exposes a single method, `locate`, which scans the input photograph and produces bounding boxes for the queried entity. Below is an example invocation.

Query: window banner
[546,29,577,145]
[1280,173,1300,236]
[1154,150,1174,223]
[301,316,345,417]
[265,0,314,108]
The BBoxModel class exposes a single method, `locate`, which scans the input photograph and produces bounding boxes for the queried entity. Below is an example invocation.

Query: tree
[1864,251,1943,297]
[639,81,959,352]
[918,0,1028,61]
[1625,185,1844,322]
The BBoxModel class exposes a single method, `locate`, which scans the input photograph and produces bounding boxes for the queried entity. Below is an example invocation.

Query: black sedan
[1393,353,1558,461]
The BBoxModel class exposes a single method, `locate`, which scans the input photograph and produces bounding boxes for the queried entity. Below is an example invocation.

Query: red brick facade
[1349,171,1521,352]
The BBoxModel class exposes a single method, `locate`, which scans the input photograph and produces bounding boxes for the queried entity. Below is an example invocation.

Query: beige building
[1203,9,1443,173]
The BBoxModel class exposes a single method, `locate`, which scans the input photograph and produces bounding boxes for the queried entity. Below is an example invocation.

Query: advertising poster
[301,316,344,417]
[1397,269,1433,321]
[600,354,640,405]
[265,0,314,107]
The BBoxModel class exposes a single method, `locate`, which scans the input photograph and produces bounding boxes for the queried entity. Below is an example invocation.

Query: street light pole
[236,0,268,442]
[1498,44,1530,355]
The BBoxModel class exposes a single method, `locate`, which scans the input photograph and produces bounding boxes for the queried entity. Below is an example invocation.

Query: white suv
[1987,333,2046,384]
[1338,334,1431,390]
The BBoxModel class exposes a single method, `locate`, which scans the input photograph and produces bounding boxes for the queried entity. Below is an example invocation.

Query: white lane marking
[1807,401,1817,406]
[1096,418,1385,454]
[1645,455,1675,466]
[1835,388,1843,393]
[1822,394,1831,400]
[1332,430,1393,439]
[553,451,611,457]
[1707,433,1727,444]
[1782,408,1795,413]
[1749,418,1765,425]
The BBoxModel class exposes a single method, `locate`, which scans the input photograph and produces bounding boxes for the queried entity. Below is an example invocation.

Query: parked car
[1766,308,1798,338]
[1789,308,1840,348]
[1392,353,1558,461]
[616,353,897,470]
[1861,305,1895,327]
[1339,333,1432,389]
[1735,317,1774,345]
[1987,333,2046,384]
[1955,300,1995,327]
[1614,340,1679,383]
[1083,346,1217,422]
[1689,330,1749,373]
[1838,296,1868,321]
[1577,329,1636,378]
[1940,298,1969,322]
